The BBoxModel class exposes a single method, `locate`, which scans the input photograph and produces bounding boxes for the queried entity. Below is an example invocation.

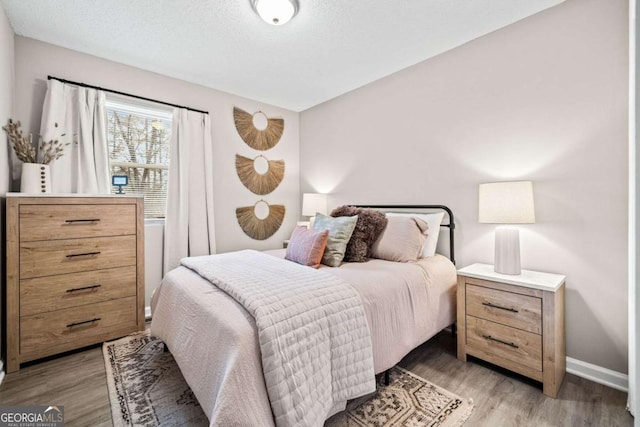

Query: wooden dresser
[457,263,566,397]
[6,194,145,373]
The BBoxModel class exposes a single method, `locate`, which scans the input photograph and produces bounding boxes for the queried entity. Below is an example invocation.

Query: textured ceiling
[1,0,564,111]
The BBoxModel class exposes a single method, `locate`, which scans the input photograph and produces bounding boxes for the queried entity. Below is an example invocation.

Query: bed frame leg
[451,323,457,337]
[163,343,169,353]
[384,369,390,386]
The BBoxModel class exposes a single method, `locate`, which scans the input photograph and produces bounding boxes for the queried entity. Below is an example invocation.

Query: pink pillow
[285,227,329,268]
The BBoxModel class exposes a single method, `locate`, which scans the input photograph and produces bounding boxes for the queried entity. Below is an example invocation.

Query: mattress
[150,250,457,426]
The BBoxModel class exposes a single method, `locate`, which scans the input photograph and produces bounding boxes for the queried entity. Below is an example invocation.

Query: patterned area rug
[104,333,473,427]
[103,333,208,427]
[325,367,474,427]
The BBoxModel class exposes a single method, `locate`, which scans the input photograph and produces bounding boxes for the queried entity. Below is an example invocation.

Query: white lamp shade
[302,193,327,217]
[253,0,298,25]
[479,181,535,224]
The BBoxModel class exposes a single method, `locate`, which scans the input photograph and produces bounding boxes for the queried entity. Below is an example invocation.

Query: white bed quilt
[180,250,376,427]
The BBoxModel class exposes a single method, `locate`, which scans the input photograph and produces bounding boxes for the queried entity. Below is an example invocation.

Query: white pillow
[371,216,428,263]
[386,212,445,257]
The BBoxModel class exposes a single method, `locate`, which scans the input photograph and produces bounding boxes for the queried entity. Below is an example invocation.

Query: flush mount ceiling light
[251,0,298,26]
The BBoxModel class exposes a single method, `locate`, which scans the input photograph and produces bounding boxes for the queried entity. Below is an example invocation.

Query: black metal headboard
[353,205,456,265]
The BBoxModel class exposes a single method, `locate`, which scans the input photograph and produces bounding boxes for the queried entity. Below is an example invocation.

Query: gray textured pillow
[371,216,428,262]
[312,213,358,267]
[331,206,388,263]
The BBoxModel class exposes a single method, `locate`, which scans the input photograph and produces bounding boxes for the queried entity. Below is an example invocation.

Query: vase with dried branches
[2,119,71,193]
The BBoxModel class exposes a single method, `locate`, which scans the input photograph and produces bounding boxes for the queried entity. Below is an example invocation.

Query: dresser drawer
[20,235,136,279]
[20,297,137,358]
[466,315,542,372]
[20,266,137,316]
[466,284,542,334]
[20,204,136,241]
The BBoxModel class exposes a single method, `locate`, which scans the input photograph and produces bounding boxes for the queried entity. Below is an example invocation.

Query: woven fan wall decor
[236,201,286,240]
[235,154,285,195]
[233,107,284,151]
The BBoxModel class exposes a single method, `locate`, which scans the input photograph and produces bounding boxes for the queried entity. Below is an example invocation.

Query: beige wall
[0,4,12,190]
[0,2,14,363]
[0,4,12,182]
[300,0,629,373]
[630,0,638,412]
[13,36,300,305]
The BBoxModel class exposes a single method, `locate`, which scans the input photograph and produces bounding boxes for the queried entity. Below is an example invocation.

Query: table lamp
[302,193,327,228]
[479,181,535,275]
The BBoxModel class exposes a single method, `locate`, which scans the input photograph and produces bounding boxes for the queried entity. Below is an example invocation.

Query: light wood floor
[0,331,632,426]
[399,332,633,426]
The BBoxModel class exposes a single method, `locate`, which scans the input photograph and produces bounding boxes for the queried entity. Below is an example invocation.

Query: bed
[150,205,457,427]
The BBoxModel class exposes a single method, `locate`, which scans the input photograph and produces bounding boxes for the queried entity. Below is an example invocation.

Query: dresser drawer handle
[482,302,519,313]
[66,284,102,293]
[66,317,101,328]
[66,251,101,258]
[65,219,101,223]
[482,334,519,349]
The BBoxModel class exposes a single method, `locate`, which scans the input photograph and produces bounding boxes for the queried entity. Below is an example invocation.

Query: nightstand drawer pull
[482,334,519,349]
[66,317,101,328]
[482,301,519,313]
[65,218,101,223]
[66,284,101,293]
[65,251,101,258]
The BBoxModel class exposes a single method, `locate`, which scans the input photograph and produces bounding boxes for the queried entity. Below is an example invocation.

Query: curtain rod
[47,75,209,115]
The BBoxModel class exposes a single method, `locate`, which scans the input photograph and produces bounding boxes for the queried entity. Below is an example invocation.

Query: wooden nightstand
[457,263,566,398]
[283,240,290,249]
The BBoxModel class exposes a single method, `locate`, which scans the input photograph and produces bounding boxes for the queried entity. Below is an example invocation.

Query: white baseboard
[145,306,151,320]
[0,360,5,386]
[566,357,628,392]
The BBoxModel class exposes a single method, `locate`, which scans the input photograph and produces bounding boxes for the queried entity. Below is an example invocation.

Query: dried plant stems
[2,119,71,165]
[3,119,36,163]
[235,154,285,195]
[236,203,285,240]
[233,107,284,151]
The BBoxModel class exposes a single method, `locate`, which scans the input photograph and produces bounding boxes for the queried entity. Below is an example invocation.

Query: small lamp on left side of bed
[302,193,327,229]
[479,181,536,275]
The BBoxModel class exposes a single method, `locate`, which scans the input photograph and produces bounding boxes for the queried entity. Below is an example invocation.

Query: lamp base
[494,226,521,275]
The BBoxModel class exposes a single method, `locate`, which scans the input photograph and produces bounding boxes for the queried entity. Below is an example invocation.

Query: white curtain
[163,108,216,274]
[40,79,110,193]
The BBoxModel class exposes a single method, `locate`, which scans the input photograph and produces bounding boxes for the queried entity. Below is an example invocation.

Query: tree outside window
[106,99,172,218]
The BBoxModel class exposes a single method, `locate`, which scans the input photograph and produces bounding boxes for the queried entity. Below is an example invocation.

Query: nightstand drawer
[466,284,542,334]
[466,315,542,372]
[20,235,136,279]
[19,204,136,241]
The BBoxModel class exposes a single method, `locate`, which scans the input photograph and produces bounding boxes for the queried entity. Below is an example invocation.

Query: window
[106,98,172,218]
